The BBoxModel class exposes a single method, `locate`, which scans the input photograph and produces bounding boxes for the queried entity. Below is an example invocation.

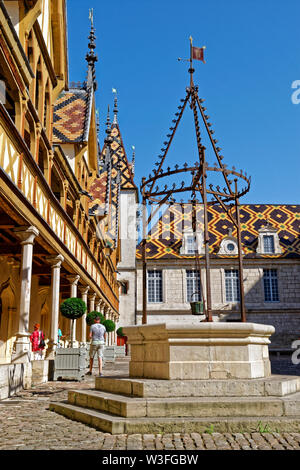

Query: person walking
[30,323,45,360]
[57,323,65,348]
[86,317,106,377]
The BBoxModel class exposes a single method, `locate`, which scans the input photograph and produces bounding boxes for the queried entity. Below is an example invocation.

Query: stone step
[66,389,300,418]
[95,375,300,398]
[49,401,300,435]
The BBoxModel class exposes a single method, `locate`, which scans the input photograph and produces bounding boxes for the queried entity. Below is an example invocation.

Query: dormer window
[263,235,275,254]
[180,230,204,255]
[218,230,239,256]
[257,226,282,255]
[227,243,235,252]
[186,235,197,254]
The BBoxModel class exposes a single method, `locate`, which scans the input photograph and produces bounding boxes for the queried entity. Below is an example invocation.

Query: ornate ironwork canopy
[140,38,251,324]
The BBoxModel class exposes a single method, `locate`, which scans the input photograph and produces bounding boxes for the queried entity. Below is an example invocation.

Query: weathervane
[140,38,251,325]
[89,8,94,27]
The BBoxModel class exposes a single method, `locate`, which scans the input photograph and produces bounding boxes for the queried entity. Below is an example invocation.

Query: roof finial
[112,88,118,124]
[104,106,113,144]
[89,8,94,27]
[131,145,135,175]
[96,109,100,135]
[86,8,98,91]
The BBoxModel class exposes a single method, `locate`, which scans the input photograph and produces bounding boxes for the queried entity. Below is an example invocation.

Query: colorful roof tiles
[136,204,300,260]
[88,116,136,248]
[53,88,93,143]
[110,123,136,190]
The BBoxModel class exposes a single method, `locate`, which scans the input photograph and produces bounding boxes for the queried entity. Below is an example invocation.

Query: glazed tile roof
[136,204,300,260]
[109,123,136,190]
[89,122,136,247]
[53,88,93,143]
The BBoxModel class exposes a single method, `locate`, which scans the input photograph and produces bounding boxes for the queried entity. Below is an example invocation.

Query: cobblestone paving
[0,359,300,451]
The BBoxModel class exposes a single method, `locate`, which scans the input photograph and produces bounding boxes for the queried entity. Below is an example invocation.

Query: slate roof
[136,203,300,260]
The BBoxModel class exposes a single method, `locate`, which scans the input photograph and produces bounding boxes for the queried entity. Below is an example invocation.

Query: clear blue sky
[67,0,300,204]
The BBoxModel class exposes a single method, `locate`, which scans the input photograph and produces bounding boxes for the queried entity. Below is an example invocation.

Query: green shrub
[86,311,105,326]
[102,319,116,332]
[60,298,87,320]
[116,327,125,337]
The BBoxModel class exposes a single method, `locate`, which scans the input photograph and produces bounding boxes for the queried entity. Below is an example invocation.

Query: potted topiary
[86,311,105,327]
[102,319,116,362]
[54,298,87,381]
[102,318,116,333]
[116,327,126,346]
[60,297,87,347]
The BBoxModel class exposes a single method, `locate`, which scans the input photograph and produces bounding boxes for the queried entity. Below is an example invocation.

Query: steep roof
[136,204,300,260]
[109,122,136,191]
[52,86,94,143]
[89,114,136,212]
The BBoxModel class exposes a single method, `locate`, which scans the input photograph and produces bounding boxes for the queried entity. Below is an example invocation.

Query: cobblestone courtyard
[0,357,300,451]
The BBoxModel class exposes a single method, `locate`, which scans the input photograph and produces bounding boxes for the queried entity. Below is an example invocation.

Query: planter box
[115,345,126,358]
[54,348,86,381]
[117,336,127,346]
[103,346,116,363]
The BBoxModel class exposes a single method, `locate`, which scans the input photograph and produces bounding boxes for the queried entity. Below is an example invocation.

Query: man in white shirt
[86,317,106,377]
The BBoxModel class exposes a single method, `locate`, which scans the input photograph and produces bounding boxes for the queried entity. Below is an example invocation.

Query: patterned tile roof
[136,204,300,260]
[109,123,136,190]
[89,171,108,213]
[89,121,136,248]
[53,88,93,143]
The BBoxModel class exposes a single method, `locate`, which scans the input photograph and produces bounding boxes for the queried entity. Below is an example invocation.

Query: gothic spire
[86,8,98,91]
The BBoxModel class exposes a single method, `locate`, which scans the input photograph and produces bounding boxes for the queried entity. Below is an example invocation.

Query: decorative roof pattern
[53,88,93,143]
[89,119,136,225]
[136,204,300,260]
[89,171,108,214]
[110,124,136,190]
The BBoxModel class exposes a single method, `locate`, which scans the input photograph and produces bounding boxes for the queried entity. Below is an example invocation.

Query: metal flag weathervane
[140,38,251,325]
[89,8,94,27]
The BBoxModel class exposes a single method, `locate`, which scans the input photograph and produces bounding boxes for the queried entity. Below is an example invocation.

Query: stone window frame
[224,268,240,303]
[220,267,240,306]
[218,236,239,256]
[120,280,129,295]
[147,268,164,304]
[180,229,204,255]
[185,269,202,303]
[262,268,280,303]
[256,226,282,255]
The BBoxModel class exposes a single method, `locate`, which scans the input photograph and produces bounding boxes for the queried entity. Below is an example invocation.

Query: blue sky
[67,0,300,204]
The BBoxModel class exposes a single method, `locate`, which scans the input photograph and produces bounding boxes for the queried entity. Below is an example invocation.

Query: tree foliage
[102,319,116,332]
[60,298,87,320]
[116,327,125,337]
[86,311,105,326]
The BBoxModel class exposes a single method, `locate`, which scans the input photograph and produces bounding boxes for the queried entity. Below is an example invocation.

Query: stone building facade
[118,203,300,350]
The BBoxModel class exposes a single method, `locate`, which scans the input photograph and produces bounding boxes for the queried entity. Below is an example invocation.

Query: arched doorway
[0,281,16,362]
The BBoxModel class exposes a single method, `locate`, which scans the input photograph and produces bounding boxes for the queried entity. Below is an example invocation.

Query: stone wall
[31,360,50,386]
[0,363,32,400]
[226,312,300,350]
[117,190,138,329]
[136,263,300,312]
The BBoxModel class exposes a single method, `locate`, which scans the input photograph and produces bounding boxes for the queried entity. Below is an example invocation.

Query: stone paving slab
[0,358,300,450]
[95,375,300,398]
